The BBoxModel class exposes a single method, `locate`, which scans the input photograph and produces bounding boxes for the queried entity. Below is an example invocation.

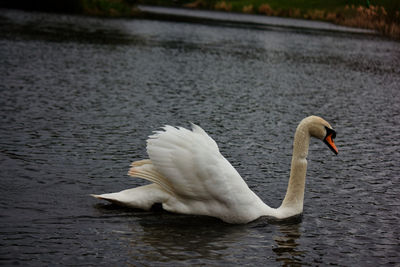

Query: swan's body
[92,116,338,224]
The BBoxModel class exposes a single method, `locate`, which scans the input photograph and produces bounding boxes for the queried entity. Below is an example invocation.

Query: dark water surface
[1,8,399,266]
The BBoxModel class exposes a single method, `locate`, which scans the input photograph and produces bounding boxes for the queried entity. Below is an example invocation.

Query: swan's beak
[323,128,338,155]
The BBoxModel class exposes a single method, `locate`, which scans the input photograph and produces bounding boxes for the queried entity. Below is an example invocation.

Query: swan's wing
[145,124,257,205]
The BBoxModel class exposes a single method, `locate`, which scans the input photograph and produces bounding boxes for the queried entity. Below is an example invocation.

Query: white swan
[92,116,338,224]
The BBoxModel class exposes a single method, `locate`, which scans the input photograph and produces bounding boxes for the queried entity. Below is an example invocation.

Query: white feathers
[145,124,225,200]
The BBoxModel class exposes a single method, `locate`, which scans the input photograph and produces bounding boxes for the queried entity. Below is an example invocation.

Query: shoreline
[137,5,377,36]
[136,0,399,39]
[1,0,398,39]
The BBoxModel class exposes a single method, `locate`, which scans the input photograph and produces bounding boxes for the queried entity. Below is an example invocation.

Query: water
[1,7,399,266]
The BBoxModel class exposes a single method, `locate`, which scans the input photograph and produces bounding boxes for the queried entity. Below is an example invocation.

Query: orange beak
[324,133,338,155]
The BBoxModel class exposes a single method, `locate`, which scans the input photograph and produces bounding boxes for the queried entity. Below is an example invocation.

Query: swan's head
[305,116,338,155]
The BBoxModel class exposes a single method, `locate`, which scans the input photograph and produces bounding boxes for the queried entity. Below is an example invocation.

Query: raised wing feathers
[146,124,251,203]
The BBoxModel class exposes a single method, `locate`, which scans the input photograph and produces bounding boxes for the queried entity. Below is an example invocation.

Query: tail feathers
[130,159,152,167]
[91,193,132,207]
[128,160,175,196]
[91,184,169,210]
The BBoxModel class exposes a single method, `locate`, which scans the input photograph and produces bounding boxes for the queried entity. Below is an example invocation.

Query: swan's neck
[278,122,311,217]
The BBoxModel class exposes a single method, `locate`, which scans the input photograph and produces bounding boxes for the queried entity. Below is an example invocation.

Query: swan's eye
[325,127,336,139]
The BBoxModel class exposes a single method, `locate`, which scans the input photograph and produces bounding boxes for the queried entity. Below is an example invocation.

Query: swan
[92,115,338,224]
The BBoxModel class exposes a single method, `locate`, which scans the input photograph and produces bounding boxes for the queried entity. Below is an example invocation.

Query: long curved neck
[279,122,311,215]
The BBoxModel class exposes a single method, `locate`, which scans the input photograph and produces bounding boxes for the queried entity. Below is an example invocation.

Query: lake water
[1,7,399,266]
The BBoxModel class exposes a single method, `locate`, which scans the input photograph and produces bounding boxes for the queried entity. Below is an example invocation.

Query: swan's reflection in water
[127,212,248,264]
[273,221,304,266]
[249,216,305,266]
[117,209,305,266]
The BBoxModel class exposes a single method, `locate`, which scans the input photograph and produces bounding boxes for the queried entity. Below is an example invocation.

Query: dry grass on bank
[258,3,400,38]
[338,5,400,38]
